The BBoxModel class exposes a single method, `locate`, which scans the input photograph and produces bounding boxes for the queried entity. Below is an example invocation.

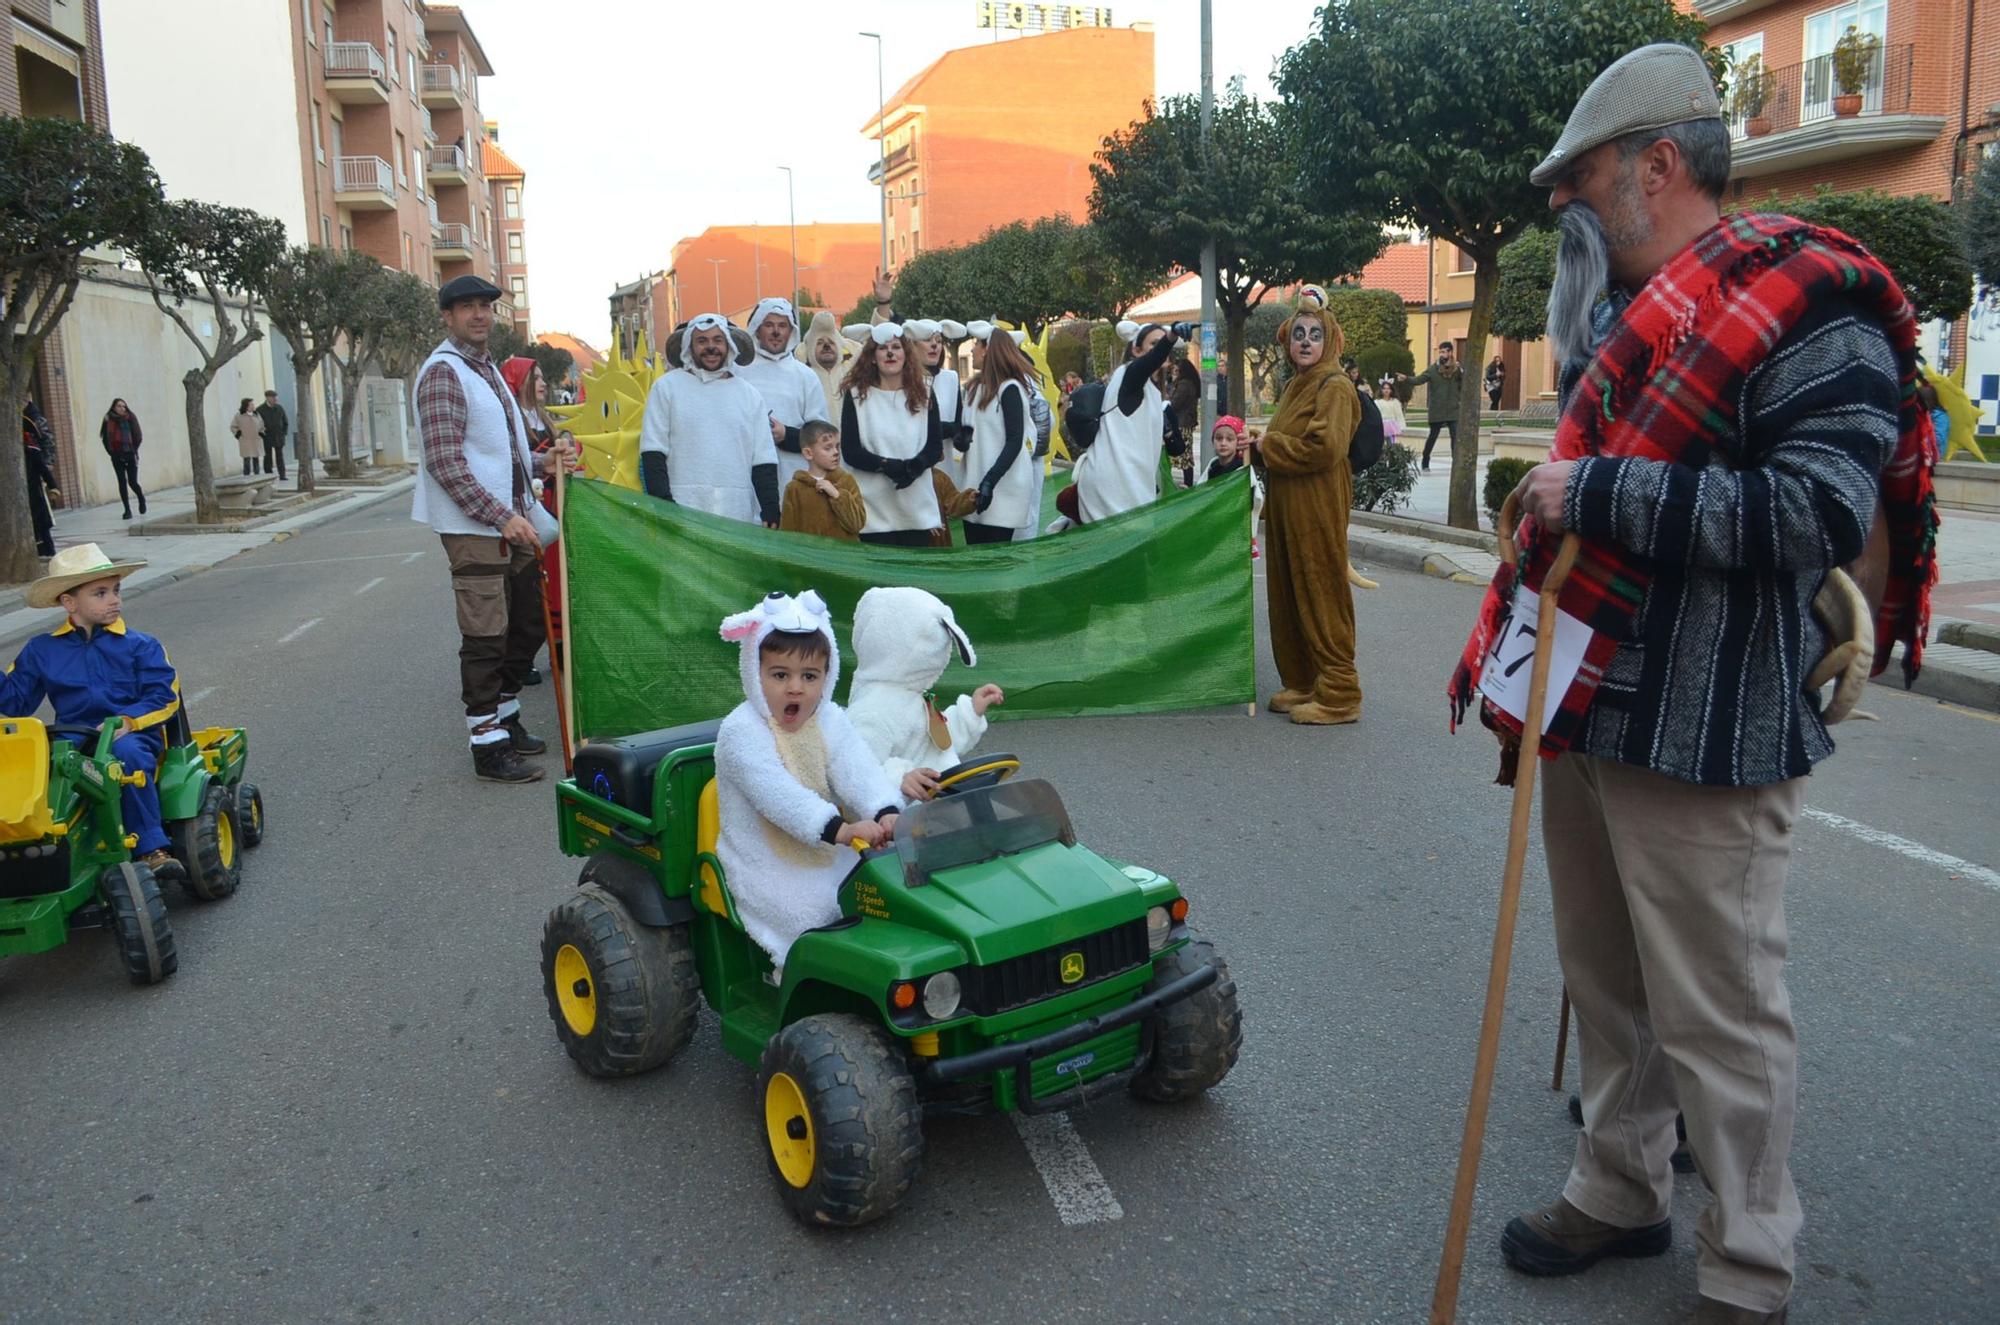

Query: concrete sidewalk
[0,472,416,644]
[1349,482,2000,713]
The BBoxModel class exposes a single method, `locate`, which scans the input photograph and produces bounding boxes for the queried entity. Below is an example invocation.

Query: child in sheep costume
[713,590,902,972]
[845,586,1006,798]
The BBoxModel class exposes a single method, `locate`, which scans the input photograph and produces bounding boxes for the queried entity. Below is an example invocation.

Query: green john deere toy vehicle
[541,718,1241,1227]
[0,710,263,985]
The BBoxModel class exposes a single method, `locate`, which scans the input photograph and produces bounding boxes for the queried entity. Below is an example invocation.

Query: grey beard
[1548,201,1610,367]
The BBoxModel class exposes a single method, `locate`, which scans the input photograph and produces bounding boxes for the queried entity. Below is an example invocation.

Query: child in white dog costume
[714,589,902,972]
[845,586,1005,801]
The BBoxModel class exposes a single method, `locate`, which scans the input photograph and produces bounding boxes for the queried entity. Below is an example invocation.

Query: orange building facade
[861,24,1155,265]
[659,223,884,333]
[483,120,529,339]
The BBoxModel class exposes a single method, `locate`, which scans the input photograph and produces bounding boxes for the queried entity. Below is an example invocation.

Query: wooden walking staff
[1428,492,1581,1325]
[555,458,579,773]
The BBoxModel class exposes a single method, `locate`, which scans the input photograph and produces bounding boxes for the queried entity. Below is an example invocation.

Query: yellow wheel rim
[216,810,235,869]
[764,1071,815,1189]
[552,943,596,1036]
[250,798,261,836]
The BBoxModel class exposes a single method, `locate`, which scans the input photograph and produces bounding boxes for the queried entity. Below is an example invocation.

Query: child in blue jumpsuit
[0,544,182,878]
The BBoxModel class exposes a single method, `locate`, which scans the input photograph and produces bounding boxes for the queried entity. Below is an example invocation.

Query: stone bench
[215,473,278,514]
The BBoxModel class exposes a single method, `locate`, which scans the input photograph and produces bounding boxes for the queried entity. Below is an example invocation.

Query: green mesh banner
[563,471,1255,740]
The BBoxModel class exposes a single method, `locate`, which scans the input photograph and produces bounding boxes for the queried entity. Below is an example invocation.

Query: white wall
[99,0,311,242]
[58,270,281,507]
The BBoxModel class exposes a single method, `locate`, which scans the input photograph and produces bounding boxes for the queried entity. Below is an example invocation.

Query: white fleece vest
[412,341,531,536]
[964,379,1034,529]
[1075,361,1162,524]
[847,388,941,533]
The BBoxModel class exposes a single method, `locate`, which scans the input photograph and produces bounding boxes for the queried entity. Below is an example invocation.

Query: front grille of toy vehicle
[0,840,70,900]
[961,919,1150,1015]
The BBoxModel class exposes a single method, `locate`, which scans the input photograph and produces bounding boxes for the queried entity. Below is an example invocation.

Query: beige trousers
[1542,752,1806,1312]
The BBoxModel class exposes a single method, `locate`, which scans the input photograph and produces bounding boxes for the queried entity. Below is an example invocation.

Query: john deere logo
[1059,952,1086,984]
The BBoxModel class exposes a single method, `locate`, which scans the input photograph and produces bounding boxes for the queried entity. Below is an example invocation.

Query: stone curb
[1937,620,2000,656]
[1347,531,1490,586]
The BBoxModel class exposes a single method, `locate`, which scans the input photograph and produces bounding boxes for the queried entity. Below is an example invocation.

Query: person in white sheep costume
[845,586,1006,801]
[713,589,902,973]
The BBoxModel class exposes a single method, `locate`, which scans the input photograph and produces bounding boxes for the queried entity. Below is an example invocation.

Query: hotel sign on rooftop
[975,3,1114,32]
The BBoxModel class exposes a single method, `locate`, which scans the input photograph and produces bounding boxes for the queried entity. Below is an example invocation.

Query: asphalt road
[2,503,1995,1323]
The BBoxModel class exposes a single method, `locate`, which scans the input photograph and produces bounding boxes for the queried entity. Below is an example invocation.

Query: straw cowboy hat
[26,543,147,609]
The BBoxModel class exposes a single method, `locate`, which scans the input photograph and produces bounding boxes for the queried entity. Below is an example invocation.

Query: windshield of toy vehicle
[897,778,1076,887]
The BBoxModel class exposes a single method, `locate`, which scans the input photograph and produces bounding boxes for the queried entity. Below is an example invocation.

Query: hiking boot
[1267,688,1311,714]
[1289,701,1360,726]
[473,743,544,783]
[140,848,187,884]
[1500,1196,1671,1276]
[523,667,543,687]
[503,716,547,756]
[1685,1299,1788,1324]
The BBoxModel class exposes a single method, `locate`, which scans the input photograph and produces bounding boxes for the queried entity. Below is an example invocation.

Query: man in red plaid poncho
[1456,45,1937,1325]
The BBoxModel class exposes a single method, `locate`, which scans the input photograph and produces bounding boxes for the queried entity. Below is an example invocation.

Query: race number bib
[1477,583,1592,734]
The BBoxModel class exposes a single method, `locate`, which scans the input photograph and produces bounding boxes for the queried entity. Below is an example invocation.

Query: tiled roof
[481,139,524,179]
[1361,243,1430,305]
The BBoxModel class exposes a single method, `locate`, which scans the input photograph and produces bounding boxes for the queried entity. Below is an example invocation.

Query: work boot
[523,667,543,687]
[1500,1196,1671,1276]
[1288,701,1359,726]
[1267,688,1310,714]
[503,715,547,756]
[1685,1299,1788,1324]
[141,848,187,884]
[473,743,544,783]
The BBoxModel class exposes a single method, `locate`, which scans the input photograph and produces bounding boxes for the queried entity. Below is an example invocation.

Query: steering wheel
[45,722,112,750]
[931,754,1021,797]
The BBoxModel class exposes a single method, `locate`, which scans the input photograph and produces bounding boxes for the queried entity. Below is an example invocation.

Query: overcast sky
[474,0,1325,346]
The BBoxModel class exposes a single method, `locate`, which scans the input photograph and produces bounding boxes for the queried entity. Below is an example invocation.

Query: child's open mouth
[783,702,802,722]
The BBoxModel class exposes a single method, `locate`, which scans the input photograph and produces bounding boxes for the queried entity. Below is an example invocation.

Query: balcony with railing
[332,155,396,209]
[434,222,474,259]
[425,143,468,185]
[1726,45,1947,179]
[420,63,464,109]
[324,42,390,104]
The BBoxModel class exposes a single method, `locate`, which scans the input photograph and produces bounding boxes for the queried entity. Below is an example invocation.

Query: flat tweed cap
[1532,43,1722,187]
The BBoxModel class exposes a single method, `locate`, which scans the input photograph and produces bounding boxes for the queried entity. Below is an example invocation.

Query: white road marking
[355,577,385,596]
[1803,808,2000,893]
[276,618,322,645]
[186,687,214,705]
[1011,1112,1124,1226]
[402,550,425,564]
[211,551,414,572]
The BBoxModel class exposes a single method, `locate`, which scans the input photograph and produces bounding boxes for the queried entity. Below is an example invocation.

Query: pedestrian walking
[411,274,563,785]
[1402,342,1464,470]
[99,398,145,519]
[21,400,61,557]
[839,323,944,547]
[1376,381,1407,447]
[1485,355,1507,412]
[1450,44,1939,1324]
[254,389,289,480]
[231,399,263,477]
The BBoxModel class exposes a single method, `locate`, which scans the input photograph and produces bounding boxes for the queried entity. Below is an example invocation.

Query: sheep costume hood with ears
[712,589,901,973]
[747,297,801,359]
[665,313,757,373]
[795,310,858,417]
[844,586,992,785]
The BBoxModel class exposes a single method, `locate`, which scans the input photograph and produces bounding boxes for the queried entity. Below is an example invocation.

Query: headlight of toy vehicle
[1146,905,1172,952]
[922,971,961,1020]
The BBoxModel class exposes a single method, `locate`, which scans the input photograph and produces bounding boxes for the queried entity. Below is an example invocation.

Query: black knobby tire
[236,782,265,847]
[175,784,243,902]
[104,861,177,986]
[757,1013,924,1228]
[1130,933,1241,1103]
[540,885,698,1078]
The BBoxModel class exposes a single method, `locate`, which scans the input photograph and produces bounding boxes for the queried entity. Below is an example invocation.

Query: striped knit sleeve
[1563,308,1898,572]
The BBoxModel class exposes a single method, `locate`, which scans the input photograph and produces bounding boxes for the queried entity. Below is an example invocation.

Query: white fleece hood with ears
[845,585,990,783]
[719,588,840,721]
[747,297,800,359]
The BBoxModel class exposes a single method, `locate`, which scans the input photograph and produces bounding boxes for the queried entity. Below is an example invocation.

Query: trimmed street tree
[0,117,163,579]
[529,341,575,395]
[328,267,437,476]
[138,200,289,523]
[1492,227,1560,343]
[1277,0,1710,528]
[1059,221,1154,323]
[1089,88,1386,414]
[263,245,376,495]
[1968,148,2000,290]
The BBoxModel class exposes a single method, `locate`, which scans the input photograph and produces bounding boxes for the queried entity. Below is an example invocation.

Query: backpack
[1348,385,1386,474]
[1061,382,1106,454]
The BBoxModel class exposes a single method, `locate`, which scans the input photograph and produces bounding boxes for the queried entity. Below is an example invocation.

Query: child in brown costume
[779,420,866,540]
[1247,295,1362,725]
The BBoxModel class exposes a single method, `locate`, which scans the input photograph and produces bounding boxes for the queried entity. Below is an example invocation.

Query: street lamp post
[860,31,887,271]
[705,257,727,316]
[779,165,798,307]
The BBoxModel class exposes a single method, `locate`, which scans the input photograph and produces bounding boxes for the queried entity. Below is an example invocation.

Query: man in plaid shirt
[411,275,570,783]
